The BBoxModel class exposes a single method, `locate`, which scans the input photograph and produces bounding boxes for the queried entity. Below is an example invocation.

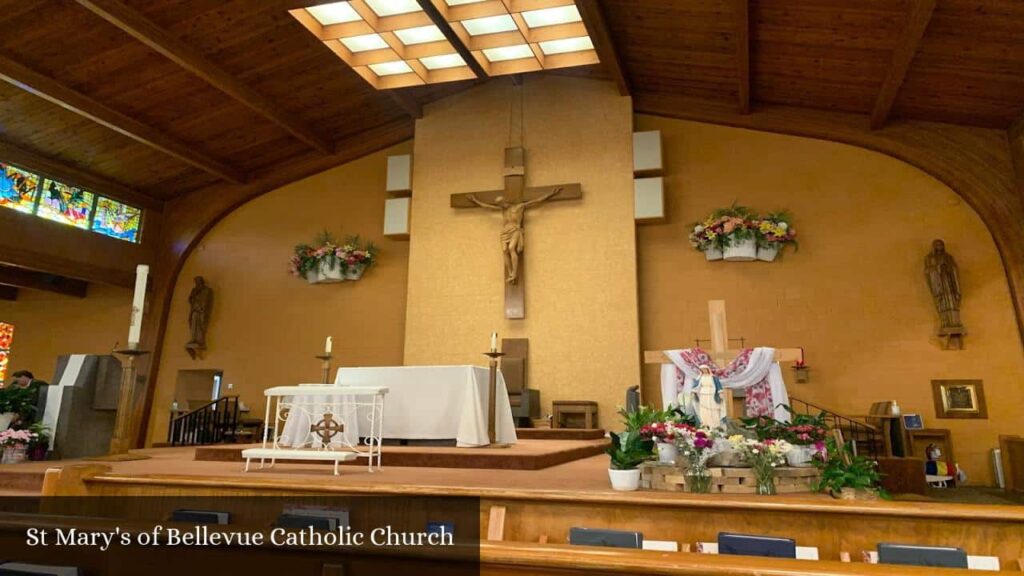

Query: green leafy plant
[607,430,654,470]
[0,385,37,421]
[607,406,657,470]
[812,437,886,498]
[27,422,50,448]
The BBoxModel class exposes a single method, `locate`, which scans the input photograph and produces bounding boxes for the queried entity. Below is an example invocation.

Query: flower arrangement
[677,425,718,493]
[0,428,35,447]
[728,435,792,495]
[639,421,690,443]
[689,205,797,262]
[290,232,379,283]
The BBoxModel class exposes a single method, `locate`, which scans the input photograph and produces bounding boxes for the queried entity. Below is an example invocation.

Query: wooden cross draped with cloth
[451,146,582,319]
[644,300,803,410]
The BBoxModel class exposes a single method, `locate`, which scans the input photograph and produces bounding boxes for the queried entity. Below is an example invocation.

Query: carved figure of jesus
[467,187,562,284]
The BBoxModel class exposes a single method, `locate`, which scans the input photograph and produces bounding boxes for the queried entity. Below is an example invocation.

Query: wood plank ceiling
[0,0,1019,211]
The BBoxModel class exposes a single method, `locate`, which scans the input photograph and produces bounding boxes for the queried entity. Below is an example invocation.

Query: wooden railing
[788,396,880,458]
[166,396,240,446]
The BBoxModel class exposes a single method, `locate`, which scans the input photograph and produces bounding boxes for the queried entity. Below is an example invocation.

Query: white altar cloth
[286,366,517,448]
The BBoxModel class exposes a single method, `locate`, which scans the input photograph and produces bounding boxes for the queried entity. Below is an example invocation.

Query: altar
[283,365,517,448]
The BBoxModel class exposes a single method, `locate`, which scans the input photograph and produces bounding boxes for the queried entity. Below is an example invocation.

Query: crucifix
[643,300,804,411]
[450,146,582,319]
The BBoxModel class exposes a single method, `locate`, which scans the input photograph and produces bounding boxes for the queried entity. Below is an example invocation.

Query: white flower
[778,222,789,230]
[751,448,760,454]
[694,225,705,233]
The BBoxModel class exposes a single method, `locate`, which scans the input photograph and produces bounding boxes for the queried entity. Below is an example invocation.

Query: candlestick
[315,354,333,384]
[490,332,498,353]
[85,347,152,462]
[482,351,511,449]
[325,336,333,355]
[127,264,149,347]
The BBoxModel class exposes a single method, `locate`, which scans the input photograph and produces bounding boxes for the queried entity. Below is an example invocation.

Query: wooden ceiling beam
[0,53,247,184]
[0,286,17,301]
[73,0,334,154]
[0,139,163,212]
[575,0,630,96]
[415,0,488,80]
[735,0,750,114]
[387,89,423,119]
[0,265,87,298]
[870,0,936,130]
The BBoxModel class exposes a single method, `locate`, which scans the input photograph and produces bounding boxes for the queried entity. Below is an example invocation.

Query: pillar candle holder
[315,354,333,384]
[483,351,511,448]
[86,347,152,462]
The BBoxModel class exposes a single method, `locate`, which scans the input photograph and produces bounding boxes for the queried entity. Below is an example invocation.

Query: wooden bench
[241,447,357,476]
[553,401,598,429]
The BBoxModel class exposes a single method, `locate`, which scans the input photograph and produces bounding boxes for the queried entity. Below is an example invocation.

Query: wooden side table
[553,401,598,429]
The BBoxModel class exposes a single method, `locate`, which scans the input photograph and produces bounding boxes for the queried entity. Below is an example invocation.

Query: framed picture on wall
[931,379,987,419]
[902,414,924,430]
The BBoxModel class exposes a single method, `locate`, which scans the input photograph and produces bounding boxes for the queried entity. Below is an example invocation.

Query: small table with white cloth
[283,365,517,449]
[243,385,387,475]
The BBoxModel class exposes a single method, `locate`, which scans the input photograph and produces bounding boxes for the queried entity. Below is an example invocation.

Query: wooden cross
[451,146,582,319]
[311,413,345,444]
[644,300,803,366]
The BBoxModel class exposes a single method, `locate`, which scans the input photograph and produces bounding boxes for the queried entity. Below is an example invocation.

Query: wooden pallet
[640,463,820,494]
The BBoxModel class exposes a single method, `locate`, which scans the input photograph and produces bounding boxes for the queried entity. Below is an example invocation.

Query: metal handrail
[788,396,881,458]
[167,395,240,447]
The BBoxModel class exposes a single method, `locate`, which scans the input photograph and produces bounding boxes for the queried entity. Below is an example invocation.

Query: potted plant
[0,428,37,464]
[755,212,798,262]
[729,435,792,495]
[712,204,758,261]
[336,235,378,280]
[26,423,50,461]
[0,385,37,431]
[639,420,685,464]
[813,437,885,500]
[775,407,828,467]
[290,243,321,284]
[689,219,725,261]
[607,407,656,491]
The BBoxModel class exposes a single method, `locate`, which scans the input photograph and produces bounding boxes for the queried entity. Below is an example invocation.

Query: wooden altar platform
[2,447,1023,572]
[193,438,608,470]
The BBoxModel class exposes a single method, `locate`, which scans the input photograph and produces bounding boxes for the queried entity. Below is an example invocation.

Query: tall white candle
[127,264,149,348]
[490,332,498,352]
[325,336,333,355]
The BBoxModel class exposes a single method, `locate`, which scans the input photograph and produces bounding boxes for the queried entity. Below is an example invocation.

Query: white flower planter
[0,412,15,431]
[656,442,678,464]
[785,444,816,467]
[757,245,779,262]
[305,270,319,284]
[317,261,345,283]
[704,247,723,261]
[724,238,757,261]
[608,468,641,491]
[344,264,366,280]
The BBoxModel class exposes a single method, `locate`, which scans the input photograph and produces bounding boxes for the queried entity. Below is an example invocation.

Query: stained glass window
[0,163,40,214]
[93,196,142,243]
[0,322,12,383]
[36,178,94,229]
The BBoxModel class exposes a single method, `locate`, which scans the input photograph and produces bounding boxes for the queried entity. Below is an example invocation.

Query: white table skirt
[283,366,517,448]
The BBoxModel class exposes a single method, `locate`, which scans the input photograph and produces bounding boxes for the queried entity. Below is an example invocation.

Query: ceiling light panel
[420,53,467,70]
[340,33,390,52]
[521,5,582,28]
[307,2,362,25]
[364,0,422,17]
[539,35,594,55]
[482,44,534,62]
[369,60,414,76]
[461,14,518,36]
[394,25,446,45]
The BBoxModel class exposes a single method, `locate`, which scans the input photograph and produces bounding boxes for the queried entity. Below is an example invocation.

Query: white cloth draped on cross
[659,347,791,423]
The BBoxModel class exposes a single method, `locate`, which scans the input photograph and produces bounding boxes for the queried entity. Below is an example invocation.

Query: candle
[490,332,498,353]
[325,336,333,355]
[127,264,149,348]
